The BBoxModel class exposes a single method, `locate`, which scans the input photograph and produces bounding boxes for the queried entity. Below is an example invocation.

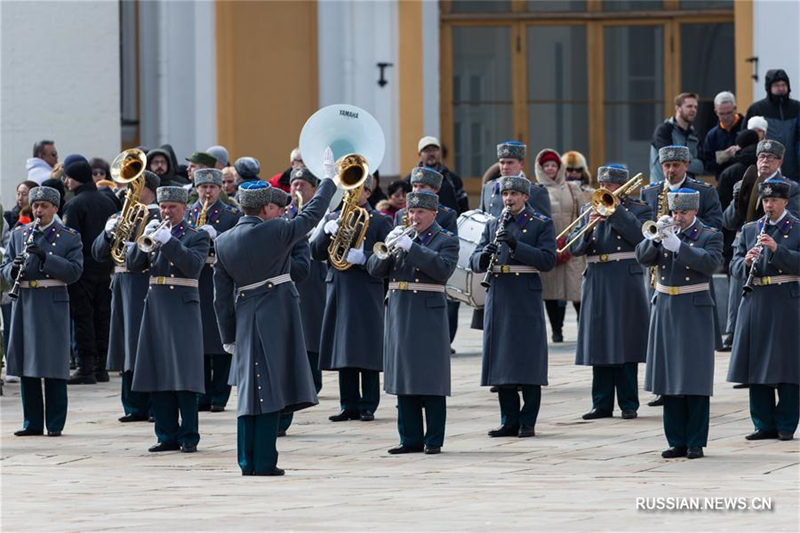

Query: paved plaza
[1,307,798,531]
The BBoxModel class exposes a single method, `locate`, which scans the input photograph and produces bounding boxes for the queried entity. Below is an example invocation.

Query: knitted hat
[238,180,271,209]
[234,157,260,179]
[405,191,438,211]
[667,188,700,211]
[497,141,526,160]
[757,139,785,159]
[156,186,189,204]
[597,164,629,184]
[658,145,691,163]
[194,168,223,187]
[64,160,93,184]
[410,166,443,191]
[499,175,532,195]
[746,115,768,134]
[537,150,561,168]
[29,185,61,206]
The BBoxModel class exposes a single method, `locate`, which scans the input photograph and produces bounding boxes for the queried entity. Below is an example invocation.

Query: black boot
[68,367,97,385]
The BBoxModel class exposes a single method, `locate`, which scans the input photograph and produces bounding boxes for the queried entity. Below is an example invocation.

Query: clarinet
[481,208,512,288]
[9,217,42,300]
[742,217,768,295]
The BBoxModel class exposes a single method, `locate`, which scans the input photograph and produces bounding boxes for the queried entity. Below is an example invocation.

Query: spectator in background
[206,145,229,170]
[405,136,468,214]
[26,140,58,184]
[561,151,594,191]
[185,152,217,184]
[235,157,261,184]
[745,69,800,181]
[222,166,239,197]
[746,115,768,141]
[269,148,304,192]
[41,178,67,216]
[147,147,185,186]
[379,180,411,218]
[3,180,38,229]
[649,93,704,182]
[702,91,745,179]
[367,170,387,209]
[90,157,122,210]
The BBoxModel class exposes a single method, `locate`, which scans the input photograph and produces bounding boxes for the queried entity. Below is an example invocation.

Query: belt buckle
[156,276,166,285]
[668,286,679,296]
[501,265,511,274]
[398,281,409,291]
[599,254,609,263]
[30,280,39,289]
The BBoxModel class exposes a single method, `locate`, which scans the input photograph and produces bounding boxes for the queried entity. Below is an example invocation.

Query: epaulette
[185,225,199,234]
[531,211,551,223]
[439,229,455,238]
[641,182,661,192]
[688,176,712,188]
[779,216,795,234]
[685,225,702,241]
[439,205,454,214]
[60,224,78,235]
[224,204,241,215]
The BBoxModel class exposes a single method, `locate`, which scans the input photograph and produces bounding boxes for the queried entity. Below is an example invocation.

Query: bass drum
[446,209,490,308]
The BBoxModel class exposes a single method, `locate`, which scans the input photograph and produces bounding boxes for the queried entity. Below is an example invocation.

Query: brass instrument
[373,224,418,260]
[109,149,149,265]
[136,220,172,253]
[8,217,42,299]
[556,173,644,253]
[327,154,371,270]
[649,180,670,286]
[641,216,677,241]
[481,208,512,288]
[195,197,211,228]
[294,191,304,212]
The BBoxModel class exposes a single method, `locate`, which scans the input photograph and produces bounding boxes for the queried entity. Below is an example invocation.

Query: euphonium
[327,154,371,271]
[109,149,149,265]
[136,220,172,253]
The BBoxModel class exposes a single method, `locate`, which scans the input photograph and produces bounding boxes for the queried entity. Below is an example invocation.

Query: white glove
[386,226,405,241]
[657,214,672,226]
[105,216,119,234]
[395,233,413,252]
[151,225,172,245]
[143,218,161,235]
[322,146,335,181]
[662,230,681,253]
[200,224,217,240]
[324,218,339,235]
[346,244,366,265]
[223,343,236,355]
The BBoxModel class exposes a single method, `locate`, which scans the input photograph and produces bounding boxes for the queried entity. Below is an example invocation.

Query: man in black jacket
[405,136,469,214]
[745,69,800,181]
[62,159,119,384]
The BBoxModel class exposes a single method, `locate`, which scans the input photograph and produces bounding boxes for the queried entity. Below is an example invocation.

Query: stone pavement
[1,307,797,532]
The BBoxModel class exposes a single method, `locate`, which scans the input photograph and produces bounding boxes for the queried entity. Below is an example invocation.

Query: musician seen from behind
[187,168,242,413]
[635,189,723,459]
[213,167,336,476]
[127,186,210,453]
[311,174,392,423]
[568,165,651,421]
[470,175,556,439]
[91,171,160,422]
[367,190,459,455]
[728,177,800,441]
[2,186,83,437]
[480,142,551,219]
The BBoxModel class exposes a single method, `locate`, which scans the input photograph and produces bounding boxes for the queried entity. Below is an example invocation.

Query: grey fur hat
[157,186,189,204]
[29,185,61,206]
[405,191,439,211]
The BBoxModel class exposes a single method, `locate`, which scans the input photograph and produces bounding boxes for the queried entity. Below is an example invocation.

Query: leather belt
[237,273,292,296]
[490,265,539,274]
[655,282,709,296]
[19,280,66,289]
[586,251,636,264]
[752,275,800,286]
[114,266,130,274]
[388,281,445,293]
[149,276,198,288]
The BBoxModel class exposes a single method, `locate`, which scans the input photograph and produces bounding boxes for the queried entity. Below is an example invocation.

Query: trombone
[556,173,643,253]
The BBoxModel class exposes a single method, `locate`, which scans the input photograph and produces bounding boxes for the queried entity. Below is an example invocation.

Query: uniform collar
[680,217,700,240]
[416,221,441,245]
[767,210,788,226]
[667,176,687,191]
[238,215,262,225]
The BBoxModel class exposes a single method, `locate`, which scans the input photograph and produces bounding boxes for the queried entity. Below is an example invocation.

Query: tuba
[299,104,386,270]
[109,149,149,266]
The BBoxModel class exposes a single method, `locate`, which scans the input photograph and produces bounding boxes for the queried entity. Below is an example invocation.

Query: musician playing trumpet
[2,186,83,437]
[367,191,458,454]
[728,178,800,442]
[127,186,210,453]
[188,168,242,413]
[635,189,723,459]
[470,176,556,439]
[568,165,651,421]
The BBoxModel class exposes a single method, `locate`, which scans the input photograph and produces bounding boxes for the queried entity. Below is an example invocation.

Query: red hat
[538,151,561,168]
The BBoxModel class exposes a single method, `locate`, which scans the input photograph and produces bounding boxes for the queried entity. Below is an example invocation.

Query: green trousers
[591,363,639,412]
[238,412,279,474]
[498,385,541,428]
[150,391,199,446]
[397,395,446,448]
[339,368,380,414]
[663,395,709,448]
[750,383,799,434]
[198,354,232,410]
[279,351,323,432]
[20,377,67,433]
[121,370,150,418]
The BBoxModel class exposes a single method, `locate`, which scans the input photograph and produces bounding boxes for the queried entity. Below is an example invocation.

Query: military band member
[2,186,83,436]
[728,178,800,441]
[213,173,336,476]
[127,186,210,453]
[635,189,723,459]
[480,142,552,219]
[393,166,459,348]
[641,145,724,407]
[188,168,242,412]
[91,171,160,422]
[311,174,392,422]
[568,166,651,420]
[367,191,459,454]
[470,176,556,438]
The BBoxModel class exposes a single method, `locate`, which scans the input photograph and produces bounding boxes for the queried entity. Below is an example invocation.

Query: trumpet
[556,173,643,253]
[373,224,418,260]
[642,217,678,241]
[136,220,172,252]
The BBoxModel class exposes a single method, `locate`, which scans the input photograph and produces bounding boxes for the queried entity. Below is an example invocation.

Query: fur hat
[237,180,271,209]
[29,185,61,206]
[410,166,443,191]
[405,191,439,211]
[658,145,691,163]
[156,186,189,204]
[597,164,629,184]
[499,175,531,195]
[290,168,318,187]
[667,188,699,211]
[759,177,791,199]
[497,141,526,160]
[194,168,223,187]
[757,139,785,159]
